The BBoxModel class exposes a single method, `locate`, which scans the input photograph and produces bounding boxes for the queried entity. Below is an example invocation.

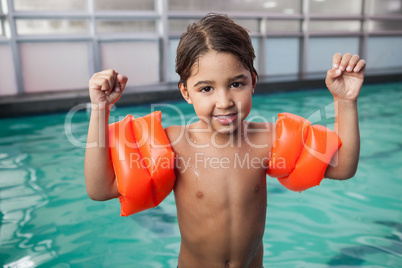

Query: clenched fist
[89,69,128,107]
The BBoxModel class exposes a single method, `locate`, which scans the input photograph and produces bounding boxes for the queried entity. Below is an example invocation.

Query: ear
[251,72,257,94]
[179,83,192,104]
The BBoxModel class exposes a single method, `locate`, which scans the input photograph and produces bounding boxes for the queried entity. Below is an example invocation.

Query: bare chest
[174,144,268,199]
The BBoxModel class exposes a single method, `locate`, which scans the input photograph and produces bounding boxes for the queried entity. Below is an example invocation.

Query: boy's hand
[325,53,366,101]
[89,69,128,107]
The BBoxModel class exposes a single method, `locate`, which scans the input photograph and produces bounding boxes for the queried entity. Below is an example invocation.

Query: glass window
[308,37,359,73]
[264,37,299,76]
[168,19,198,33]
[168,0,301,14]
[0,7,5,37]
[100,42,159,86]
[169,0,221,11]
[265,20,300,32]
[94,0,154,11]
[368,20,402,32]
[367,36,402,70]
[251,37,260,73]
[369,0,402,15]
[0,45,18,96]
[168,39,180,82]
[20,42,90,93]
[309,20,361,32]
[16,20,87,35]
[310,0,362,15]
[233,19,259,33]
[13,0,86,11]
[96,20,156,34]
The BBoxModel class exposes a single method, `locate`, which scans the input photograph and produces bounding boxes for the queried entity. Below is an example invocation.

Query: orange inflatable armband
[267,112,341,192]
[108,111,175,216]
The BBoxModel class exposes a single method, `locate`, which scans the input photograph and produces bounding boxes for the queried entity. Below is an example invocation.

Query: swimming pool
[1,82,401,267]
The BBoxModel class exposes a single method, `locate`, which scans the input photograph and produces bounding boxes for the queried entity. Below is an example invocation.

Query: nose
[215,89,234,110]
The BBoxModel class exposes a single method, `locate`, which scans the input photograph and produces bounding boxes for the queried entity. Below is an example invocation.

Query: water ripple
[1,82,402,266]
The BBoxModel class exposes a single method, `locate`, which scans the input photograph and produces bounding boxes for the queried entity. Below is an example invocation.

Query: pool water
[1,82,401,267]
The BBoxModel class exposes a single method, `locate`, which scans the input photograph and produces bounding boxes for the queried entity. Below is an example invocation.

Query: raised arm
[85,69,128,200]
[324,53,366,180]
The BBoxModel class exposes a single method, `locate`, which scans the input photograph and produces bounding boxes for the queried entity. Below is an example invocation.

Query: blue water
[1,82,401,267]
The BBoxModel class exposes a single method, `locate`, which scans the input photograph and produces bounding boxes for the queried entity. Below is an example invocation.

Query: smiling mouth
[213,113,238,124]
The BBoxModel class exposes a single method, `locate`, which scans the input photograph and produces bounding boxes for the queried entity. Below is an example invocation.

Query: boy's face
[179,50,256,135]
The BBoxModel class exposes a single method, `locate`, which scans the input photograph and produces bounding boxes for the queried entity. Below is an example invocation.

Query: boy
[85,14,365,267]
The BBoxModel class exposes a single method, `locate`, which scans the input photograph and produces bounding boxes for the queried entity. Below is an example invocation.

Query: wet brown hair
[175,13,258,86]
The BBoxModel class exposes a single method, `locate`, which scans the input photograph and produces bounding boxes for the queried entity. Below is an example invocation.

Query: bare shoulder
[245,121,275,135]
[165,125,182,139]
[246,121,274,130]
[244,121,276,148]
[165,125,185,145]
[165,125,183,143]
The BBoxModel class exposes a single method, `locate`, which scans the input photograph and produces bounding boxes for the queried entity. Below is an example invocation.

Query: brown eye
[200,86,213,93]
[231,82,243,88]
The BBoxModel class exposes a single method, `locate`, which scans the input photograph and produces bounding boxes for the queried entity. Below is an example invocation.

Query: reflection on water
[328,221,402,266]
[0,82,402,266]
[131,206,177,237]
[0,158,52,266]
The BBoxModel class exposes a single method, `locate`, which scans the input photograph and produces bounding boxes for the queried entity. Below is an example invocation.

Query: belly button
[255,186,260,192]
